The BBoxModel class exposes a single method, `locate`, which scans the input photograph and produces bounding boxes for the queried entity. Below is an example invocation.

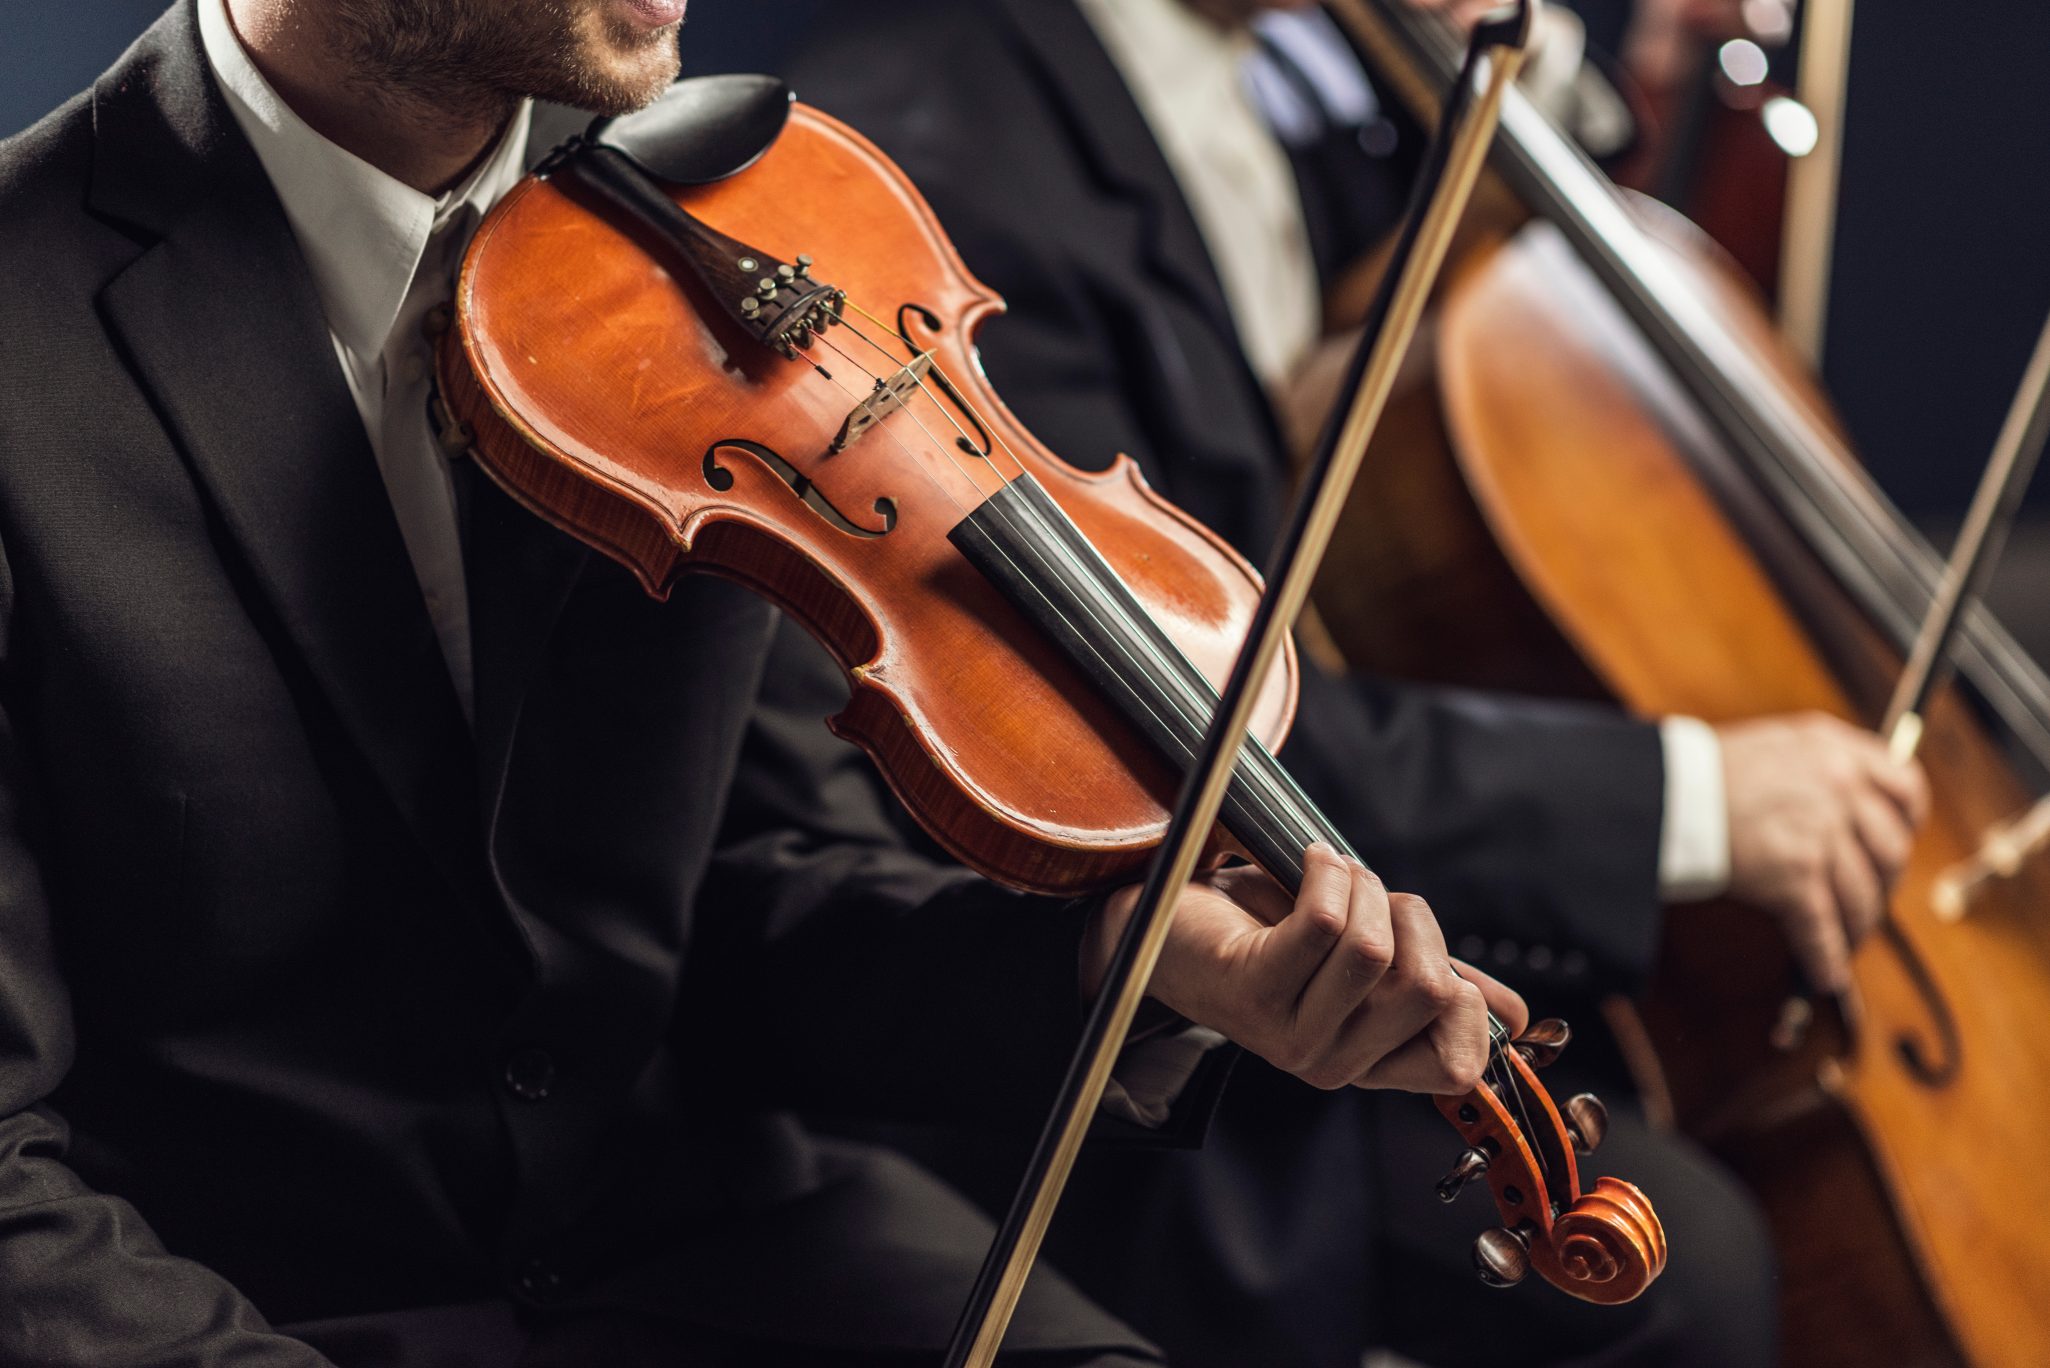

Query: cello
[428,32,1666,1361]
[1316,1,2050,1362]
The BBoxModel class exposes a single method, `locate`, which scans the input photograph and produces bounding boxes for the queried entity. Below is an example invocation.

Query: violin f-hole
[703,439,897,538]
[898,302,995,460]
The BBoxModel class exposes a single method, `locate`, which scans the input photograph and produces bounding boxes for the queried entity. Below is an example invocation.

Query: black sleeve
[1285,659,1667,994]
[0,545,332,1367]
[689,617,1224,1143]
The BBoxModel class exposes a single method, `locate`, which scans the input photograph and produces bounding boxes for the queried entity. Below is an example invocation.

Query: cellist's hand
[1716,712,1930,992]
[1083,844,1527,1093]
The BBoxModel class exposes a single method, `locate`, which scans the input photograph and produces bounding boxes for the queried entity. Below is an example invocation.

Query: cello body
[1318,4,2050,1362]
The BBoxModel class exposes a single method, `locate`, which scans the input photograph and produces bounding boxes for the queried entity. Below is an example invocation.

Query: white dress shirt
[199,0,533,721]
[1077,0,1731,902]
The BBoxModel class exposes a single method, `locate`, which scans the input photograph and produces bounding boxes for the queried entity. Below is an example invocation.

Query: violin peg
[1473,1226,1532,1288]
[1436,1147,1491,1203]
[1513,1018,1571,1068]
[1564,1092,1608,1155]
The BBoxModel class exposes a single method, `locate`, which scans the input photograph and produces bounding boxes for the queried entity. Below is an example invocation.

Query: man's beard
[331,0,682,122]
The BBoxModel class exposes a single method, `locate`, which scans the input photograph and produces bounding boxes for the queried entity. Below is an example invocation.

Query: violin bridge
[833,351,934,452]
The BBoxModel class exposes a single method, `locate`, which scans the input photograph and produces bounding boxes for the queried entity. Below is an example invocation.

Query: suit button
[503,1047,555,1102]
[1491,939,1519,967]
[1526,946,1555,973]
[1560,950,1590,980]
[514,1258,562,1305]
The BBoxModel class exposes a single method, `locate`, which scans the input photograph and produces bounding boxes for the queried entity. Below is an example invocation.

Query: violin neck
[951,476,1351,896]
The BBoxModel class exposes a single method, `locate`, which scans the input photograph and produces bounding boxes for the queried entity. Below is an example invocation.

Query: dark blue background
[8,1,2048,521]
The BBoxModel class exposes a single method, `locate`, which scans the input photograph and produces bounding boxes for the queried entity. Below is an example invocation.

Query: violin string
[835,303,1031,483]
[867,339,1541,1116]
[824,313,1232,772]
[822,293,1542,1128]
[808,329,1005,507]
[821,298,1364,917]
[834,307,1540,1066]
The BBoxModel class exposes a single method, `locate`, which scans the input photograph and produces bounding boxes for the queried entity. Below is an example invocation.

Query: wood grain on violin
[440,104,1296,897]
[437,87,1666,1308]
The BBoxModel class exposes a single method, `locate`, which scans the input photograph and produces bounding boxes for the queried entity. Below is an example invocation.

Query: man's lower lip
[619,0,687,27]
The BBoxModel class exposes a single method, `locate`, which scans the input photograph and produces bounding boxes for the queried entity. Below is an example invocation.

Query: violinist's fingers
[1829,832,1886,950]
[1207,860,1297,928]
[1350,971,1493,1095]
[1244,845,1354,1014]
[1317,892,1462,1088]
[1453,958,1529,1039]
[1292,856,1395,1042]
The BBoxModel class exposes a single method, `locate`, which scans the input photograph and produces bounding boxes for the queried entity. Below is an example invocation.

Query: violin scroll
[1434,1023,1668,1304]
[1543,1176,1669,1305]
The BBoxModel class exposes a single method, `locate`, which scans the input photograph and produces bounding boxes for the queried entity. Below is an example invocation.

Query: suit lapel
[994,0,1242,351]
[90,2,478,886]
[992,0,1288,515]
[465,105,598,823]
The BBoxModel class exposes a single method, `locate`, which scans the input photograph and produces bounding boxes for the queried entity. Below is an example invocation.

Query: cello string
[1397,0,2050,754]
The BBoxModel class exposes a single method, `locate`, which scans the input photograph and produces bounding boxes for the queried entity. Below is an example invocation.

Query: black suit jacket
[0,5,1168,1362]
[784,0,1667,995]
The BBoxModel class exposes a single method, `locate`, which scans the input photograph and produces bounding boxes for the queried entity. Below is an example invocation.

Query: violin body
[440,103,1296,896]
[1314,199,2050,1366]
[440,80,1667,1308]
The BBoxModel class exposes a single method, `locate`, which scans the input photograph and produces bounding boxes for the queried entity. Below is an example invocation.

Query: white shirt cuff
[1658,716,1731,903]
[1099,1025,1229,1129]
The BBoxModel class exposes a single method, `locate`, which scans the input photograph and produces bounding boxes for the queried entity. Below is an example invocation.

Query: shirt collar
[1074,0,1256,109]
[196,0,533,361]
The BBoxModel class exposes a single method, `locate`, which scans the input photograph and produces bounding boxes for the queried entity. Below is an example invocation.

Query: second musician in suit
[784,1,1928,1364]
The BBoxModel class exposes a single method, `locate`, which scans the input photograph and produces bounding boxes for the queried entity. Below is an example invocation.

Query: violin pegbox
[1433,1021,1668,1305]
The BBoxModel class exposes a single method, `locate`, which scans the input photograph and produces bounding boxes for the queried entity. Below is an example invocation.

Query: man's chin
[552,17,681,114]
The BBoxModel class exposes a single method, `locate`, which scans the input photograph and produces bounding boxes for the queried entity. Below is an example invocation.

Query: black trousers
[287,1301,1157,1368]
[912,1058,1778,1368]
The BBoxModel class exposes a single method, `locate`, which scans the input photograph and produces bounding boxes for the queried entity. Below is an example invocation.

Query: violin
[1318,1,2050,1362]
[432,76,1665,1307]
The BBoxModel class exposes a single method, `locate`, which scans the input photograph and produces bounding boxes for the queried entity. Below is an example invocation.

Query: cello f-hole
[1880,919,1962,1088]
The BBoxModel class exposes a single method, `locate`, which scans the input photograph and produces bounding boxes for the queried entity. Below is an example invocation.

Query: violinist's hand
[1084,844,1527,1093]
[1717,713,1930,993]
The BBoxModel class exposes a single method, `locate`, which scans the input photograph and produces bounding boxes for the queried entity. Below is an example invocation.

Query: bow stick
[944,6,1541,1364]
[1883,304,2050,763]
[1883,302,2050,919]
